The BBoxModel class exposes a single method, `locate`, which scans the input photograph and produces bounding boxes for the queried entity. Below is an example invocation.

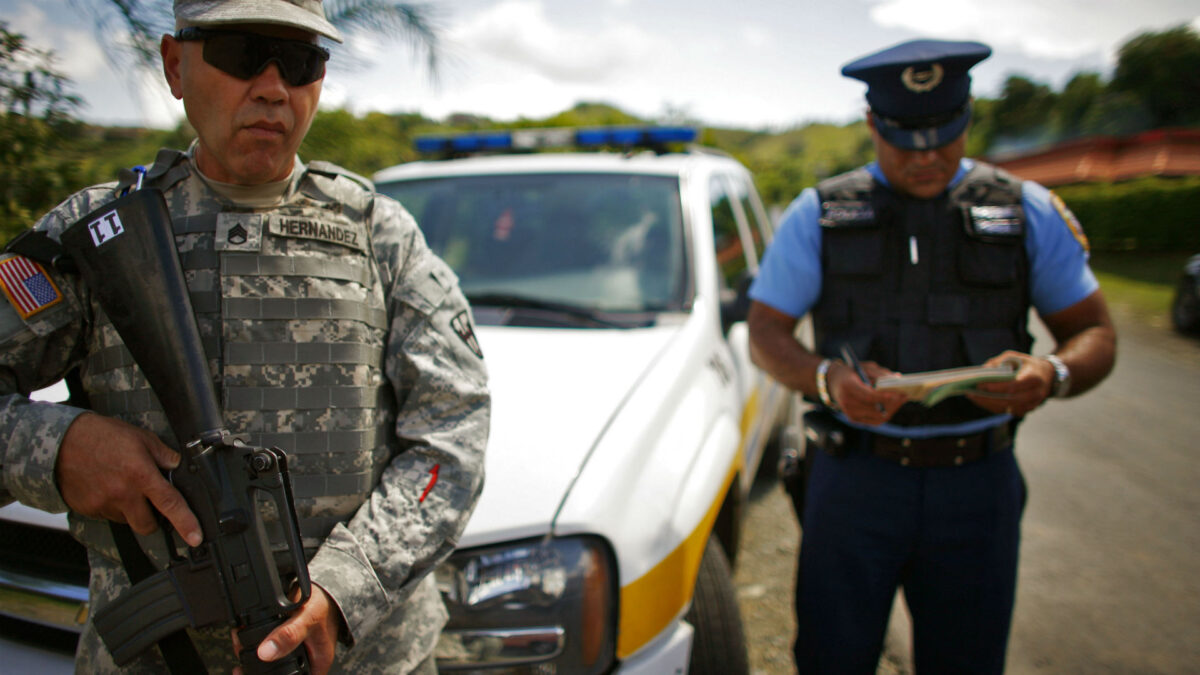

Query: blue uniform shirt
[750,158,1099,437]
[751,158,1098,319]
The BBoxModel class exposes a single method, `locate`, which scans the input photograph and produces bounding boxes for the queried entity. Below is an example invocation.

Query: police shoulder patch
[1049,192,1089,253]
[0,255,63,320]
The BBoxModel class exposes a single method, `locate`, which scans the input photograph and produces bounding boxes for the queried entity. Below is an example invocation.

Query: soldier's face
[869,114,967,200]
[161,25,322,185]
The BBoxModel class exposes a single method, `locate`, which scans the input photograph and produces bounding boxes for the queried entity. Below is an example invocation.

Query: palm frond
[324,0,442,74]
[79,0,444,78]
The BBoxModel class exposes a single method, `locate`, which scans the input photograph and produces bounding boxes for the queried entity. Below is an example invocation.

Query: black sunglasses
[174,27,330,87]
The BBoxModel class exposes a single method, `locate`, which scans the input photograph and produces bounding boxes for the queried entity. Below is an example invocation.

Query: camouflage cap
[174,0,343,43]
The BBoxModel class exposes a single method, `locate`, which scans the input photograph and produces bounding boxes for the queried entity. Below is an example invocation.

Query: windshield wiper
[466,292,634,328]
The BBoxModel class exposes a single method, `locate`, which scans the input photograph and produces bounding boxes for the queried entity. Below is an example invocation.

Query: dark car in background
[1171,253,1200,335]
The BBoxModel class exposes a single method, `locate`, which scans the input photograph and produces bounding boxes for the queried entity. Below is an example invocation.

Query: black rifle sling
[108,523,207,675]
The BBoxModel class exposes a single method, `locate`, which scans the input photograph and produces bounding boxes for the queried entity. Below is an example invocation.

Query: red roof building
[988,128,1200,187]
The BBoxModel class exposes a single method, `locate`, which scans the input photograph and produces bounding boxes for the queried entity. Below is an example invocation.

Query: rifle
[60,185,312,674]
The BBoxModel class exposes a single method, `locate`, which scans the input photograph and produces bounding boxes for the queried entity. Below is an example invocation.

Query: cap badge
[901,63,944,93]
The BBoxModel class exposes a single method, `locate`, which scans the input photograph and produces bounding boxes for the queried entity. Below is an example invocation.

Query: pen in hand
[841,344,886,414]
[841,344,872,386]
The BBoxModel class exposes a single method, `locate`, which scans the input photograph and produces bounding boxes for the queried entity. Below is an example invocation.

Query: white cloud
[7,2,108,79]
[868,0,1199,62]
[450,0,654,83]
[739,24,774,48]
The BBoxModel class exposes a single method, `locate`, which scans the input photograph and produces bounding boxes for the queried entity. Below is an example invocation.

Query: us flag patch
[0,255,63,319]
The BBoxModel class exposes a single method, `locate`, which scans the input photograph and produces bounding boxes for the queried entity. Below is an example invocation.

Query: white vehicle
[0,126,792,674]
[375,126,790,674]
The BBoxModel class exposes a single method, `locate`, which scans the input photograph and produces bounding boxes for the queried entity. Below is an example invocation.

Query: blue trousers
[794,444,1025,674]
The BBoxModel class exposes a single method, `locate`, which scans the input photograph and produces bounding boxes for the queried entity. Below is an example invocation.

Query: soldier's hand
[56,412,202,546]
[235,583,342,675]
[967,350,1055,416]
[828,360,907,426]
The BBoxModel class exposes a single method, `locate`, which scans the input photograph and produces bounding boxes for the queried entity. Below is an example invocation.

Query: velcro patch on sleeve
[450,310,483,359]
[0,255,63,320]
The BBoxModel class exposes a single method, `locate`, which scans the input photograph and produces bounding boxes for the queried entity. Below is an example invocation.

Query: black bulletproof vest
[813,163,1033,427]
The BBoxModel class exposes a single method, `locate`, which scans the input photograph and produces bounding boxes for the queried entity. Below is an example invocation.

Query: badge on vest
[967,205,1024,239]
[215,213,264,252]
[267,214,366,252]
[820,200,876,228]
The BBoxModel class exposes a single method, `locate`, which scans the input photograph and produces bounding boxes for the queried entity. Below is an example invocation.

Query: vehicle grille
[0,521,88,587]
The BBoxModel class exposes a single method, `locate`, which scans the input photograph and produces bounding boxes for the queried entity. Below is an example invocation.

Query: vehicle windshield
[379,173,688,318]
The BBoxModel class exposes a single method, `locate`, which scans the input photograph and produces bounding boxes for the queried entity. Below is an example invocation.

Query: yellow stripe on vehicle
[741,388,761,438]
[614,388,764,659]
[615,462,735,659]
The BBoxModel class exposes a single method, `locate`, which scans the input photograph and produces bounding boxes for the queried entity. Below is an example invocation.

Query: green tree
[0,22,84,244]
[300,108,435,176]
[1079,91,1152,136]
[1110,24,1200,128]
[988,75,1056,149]
[1052,72,1104,139]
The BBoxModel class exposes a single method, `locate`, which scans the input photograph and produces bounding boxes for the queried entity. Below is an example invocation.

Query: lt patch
[0,255,63,320]
[450,310,483,359]
[1050,192,1089,253]
[268,215,365,252]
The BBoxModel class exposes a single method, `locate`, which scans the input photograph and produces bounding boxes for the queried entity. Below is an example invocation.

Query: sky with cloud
[2,0,1198,130]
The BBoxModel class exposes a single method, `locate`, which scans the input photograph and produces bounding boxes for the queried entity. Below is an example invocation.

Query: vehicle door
[709,170,784,487]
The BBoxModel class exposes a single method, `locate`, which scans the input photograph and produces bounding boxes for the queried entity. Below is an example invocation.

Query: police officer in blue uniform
[747,39,1117,673]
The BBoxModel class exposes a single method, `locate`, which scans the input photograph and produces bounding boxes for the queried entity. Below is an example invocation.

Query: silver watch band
[1045,354,1071,398]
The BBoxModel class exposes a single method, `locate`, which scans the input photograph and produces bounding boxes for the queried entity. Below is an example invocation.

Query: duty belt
[855,422,1014,468]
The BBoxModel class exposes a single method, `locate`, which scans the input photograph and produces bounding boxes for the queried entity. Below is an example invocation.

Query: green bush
[1054,176,1200,252]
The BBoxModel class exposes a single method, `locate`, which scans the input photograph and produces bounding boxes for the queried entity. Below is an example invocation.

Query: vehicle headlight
[434,535,617,674]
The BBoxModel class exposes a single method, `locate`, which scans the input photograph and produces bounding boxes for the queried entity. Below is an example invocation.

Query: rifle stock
[61,189,312,674]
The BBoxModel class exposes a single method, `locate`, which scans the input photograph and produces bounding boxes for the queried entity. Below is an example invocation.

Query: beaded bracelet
[816,358,837,409]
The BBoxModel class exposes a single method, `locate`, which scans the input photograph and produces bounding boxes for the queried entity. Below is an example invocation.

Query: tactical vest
[75,149,396,561]
[813,163,1032,427]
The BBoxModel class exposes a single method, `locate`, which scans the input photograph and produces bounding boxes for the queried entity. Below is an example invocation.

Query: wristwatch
[1045,354,1071,398]
[816,358,838,409]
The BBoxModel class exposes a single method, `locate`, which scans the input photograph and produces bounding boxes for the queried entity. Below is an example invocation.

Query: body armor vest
[813,162,1032,427]
[76,150,396,560]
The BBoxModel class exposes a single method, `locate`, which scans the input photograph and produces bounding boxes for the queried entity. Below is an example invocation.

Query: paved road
[735,307,1200,674]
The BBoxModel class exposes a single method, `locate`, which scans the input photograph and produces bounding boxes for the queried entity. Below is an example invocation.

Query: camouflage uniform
[0,147,489,673]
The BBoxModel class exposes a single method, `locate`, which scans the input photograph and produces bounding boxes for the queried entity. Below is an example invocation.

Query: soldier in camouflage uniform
[0,1,488,673]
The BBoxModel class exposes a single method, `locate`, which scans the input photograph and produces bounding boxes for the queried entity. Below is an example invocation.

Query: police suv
[0,126,791,674]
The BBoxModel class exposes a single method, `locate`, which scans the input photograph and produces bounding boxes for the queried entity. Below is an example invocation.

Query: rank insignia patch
[0,255,63,319]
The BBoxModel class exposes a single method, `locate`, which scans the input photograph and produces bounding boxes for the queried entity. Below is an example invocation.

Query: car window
[710,175,748,292]
[728,175,767,263]
[380,173,687,315]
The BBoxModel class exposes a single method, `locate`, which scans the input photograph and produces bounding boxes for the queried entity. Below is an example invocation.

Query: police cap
[842,39,991,150]
[174,0,343,43]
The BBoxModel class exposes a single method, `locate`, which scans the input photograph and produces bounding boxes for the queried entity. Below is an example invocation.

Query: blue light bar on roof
[414,136,449,154]
[413,126,698,156]
[646,127,698,144]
